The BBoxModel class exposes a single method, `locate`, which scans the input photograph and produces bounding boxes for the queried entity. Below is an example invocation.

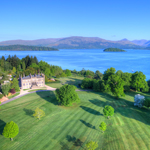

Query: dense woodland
[0,45,58,51]
[0,55,150,98]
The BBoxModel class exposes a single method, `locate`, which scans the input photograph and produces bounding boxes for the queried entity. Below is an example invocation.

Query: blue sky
[0,0,150,41]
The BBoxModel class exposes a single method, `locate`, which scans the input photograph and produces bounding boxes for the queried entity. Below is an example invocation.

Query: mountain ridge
[0,36,149,49]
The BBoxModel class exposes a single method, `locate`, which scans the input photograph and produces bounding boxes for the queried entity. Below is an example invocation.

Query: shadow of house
[80,106,102,115]
[0,119,6,135]
[80,119,96,129]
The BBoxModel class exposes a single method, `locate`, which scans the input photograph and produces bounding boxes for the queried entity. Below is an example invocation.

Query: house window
[23,84,25,86]
[26,83,28,85]
[29,83,31,85]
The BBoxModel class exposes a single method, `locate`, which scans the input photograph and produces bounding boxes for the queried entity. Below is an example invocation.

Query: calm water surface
[0,49,150,80]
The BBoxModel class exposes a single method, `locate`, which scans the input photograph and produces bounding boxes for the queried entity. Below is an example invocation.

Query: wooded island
[0,45,58,51]
[104,48,126,52]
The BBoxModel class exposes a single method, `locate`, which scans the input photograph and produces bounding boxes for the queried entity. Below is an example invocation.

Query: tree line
[0,55,70,80]
[80,67,149,98]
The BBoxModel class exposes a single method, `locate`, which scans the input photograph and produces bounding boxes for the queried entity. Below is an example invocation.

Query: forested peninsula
[0,45,58,51]
[104,48,126,52]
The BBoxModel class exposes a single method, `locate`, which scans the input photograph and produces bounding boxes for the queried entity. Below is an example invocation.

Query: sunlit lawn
[0,91,150,150]
[46,74,84,89]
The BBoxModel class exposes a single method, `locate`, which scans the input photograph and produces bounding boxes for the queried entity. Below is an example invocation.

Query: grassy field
[46,75,84,89]
[0,90,150,150]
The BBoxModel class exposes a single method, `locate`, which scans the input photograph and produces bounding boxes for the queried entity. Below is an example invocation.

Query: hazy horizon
[0,36,149,43]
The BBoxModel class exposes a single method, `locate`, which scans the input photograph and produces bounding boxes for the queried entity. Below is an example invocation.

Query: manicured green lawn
[0,91,150,150]
[46,75,84,89]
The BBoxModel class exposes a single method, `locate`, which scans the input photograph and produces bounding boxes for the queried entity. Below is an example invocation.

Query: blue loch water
[0,49,150,80]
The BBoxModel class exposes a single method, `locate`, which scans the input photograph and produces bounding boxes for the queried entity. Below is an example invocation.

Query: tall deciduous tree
[3,121,19,141]
[131,71,148,92]
[94,70,103,80]
[56,84,80,106]
[1,83,10,96]
[65,69,71,76]
[11,78,20,92]
[108,74,125,98]
[103,105,114,119]
[103,67,116,82]
[22,61,26,70]
[33,107,45,120]
[12,67,16,73]
[45,68,51,77]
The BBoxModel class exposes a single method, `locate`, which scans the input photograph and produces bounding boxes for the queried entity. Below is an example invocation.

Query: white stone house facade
[19,73,45,89]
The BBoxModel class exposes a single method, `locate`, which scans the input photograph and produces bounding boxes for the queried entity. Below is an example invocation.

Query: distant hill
[0,45,58,51]
[47,36,143,49]
[0,36,149,49]
[131,39,149,46]
[104,48,126,52]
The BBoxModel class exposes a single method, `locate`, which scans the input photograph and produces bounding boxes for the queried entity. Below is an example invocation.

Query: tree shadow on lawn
[80,106,102,116]
[90,92,150,126]
[23,108,34,117]
[80,119,96,130]
[66,135,84,147]
[35,91,59,106]
[0,119,6,135]
[60,142,70,150]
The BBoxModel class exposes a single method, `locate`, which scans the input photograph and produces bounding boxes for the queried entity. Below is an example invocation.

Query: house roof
[22,74,44,80]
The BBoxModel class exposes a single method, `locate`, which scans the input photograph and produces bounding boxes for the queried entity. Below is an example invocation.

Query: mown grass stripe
[25,103,87,150]
[65,103,101,149]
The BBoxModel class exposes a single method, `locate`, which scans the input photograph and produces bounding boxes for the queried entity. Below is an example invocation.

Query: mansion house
[19,73,45,89]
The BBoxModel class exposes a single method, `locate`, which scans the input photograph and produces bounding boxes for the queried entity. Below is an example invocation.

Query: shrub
[93,79,100,91]
[134,94,145,108]
[0,93,3,99]
[99,121,107,133]
[144,98,150,108]
[81,78,93,89]
[85,141,98,150]
[33,107,45,120]
[10,89,16,94]
[56,84,80,106]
